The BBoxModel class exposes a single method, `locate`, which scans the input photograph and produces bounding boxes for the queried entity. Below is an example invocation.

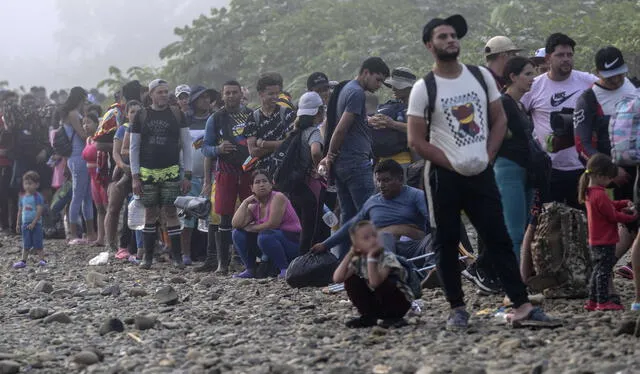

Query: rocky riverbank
[1,233,640,374]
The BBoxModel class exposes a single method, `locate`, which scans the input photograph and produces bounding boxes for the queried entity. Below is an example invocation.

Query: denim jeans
[233,229,299,271]
[334,159,374,228]
[493,157,533,261]
[67,156,94,224]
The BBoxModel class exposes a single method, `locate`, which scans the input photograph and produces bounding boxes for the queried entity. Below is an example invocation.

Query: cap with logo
[531,47,546,64]
[422,14,467,44]
[484,36,522,56]
[174,84,191,98]
[384,67,417,89]
[307,72,330,91]
[149,79,169,93]
[595,46,628,79]
[297,91,324,117]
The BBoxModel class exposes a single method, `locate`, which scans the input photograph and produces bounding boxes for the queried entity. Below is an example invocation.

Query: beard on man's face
[434,46,460,62]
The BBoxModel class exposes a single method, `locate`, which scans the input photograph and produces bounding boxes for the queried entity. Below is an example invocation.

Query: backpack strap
[423,72,437,142]
[279,105,288,128]
[252,109,261,129]
[466,65,491,129]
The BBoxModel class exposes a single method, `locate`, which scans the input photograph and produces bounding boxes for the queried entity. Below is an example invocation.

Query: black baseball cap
[422,14,467,44]
[595,46,628,79]
[307,72,330,91]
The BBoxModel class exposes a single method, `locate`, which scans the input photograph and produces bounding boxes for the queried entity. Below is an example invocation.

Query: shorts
[183,177,203,229]
[22,223,44,250]
[215,171,251,215]
[91,177,109,206]
[141,179,181,208]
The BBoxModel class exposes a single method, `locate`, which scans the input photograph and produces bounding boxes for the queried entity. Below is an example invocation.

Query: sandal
[68,238,88,245]
[508,307,562,329]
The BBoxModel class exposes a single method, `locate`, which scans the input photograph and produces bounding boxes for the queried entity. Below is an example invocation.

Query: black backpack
[423,65,488,140]
[52,125,75,157]
[271,129,314,194]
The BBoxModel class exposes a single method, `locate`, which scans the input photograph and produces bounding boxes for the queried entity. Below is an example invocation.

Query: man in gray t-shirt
[319,57,390,226]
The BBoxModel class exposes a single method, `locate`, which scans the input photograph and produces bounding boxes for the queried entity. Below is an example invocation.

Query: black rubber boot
[169,230,184,269]
[215,230,231,275]
[140,225,156,270]
[195,225,218,273]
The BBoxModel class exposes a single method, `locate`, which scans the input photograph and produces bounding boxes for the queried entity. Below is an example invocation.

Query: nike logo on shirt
[550,90,580,107]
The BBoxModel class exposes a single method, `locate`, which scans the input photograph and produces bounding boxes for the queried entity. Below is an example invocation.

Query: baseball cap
[422,14,467,44]
[307,72,330,91]
[189,85,217,104]
[297,91,324,117]
[484,36,522,56]
[384,67,417,89]
[174,84,191,98]
[595,46,628,78]
[148,79,169,93]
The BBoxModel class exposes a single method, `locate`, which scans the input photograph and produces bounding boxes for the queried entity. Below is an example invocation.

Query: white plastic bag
[89,251,109,266]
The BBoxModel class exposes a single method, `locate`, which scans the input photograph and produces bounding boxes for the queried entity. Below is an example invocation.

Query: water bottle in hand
[322,205,339,227]
[127,196,146,230]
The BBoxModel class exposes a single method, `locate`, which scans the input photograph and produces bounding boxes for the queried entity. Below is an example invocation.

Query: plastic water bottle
[127,196,145,230]
[322,205,339,227]
[197,218,209,233]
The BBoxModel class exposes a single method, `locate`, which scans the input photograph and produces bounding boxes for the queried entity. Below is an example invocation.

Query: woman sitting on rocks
[231,170,302,278]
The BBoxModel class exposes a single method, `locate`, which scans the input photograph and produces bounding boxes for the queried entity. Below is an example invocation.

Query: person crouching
[333,220,413,328]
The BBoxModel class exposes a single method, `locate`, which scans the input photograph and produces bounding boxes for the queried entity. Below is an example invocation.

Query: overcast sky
[0,0,228,91]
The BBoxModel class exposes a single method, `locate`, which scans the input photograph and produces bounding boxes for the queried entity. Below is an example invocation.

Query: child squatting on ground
[333,220,414,328]
[13,170,46,268]
[579,154,638,311]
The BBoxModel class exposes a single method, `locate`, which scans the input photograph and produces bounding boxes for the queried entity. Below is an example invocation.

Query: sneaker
[462,263,500,294]
[596,301,625,311]
[232,269,254,279]
[182,255,192,266]
[12,260,26,269]
[345,316,377,328]
[172,260,186,269]
[38,260,47,267]
[194,261,216,273]
[128,256,141,265]
[615,264,634,279]
[584,300,598,311]
[631,303,640,311]
[446,308,470,331]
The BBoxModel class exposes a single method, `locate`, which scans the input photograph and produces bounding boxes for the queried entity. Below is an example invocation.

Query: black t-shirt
[243,106,295,170]
[130,107,187,170]
[498,94,532,168]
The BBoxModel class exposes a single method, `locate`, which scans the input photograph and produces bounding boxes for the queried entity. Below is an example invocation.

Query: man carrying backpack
[574,46,638,282]
[244,74,296,174]
[407,15,555,330]
[318,57,390,231]
[130,79,192,269]
[197,80,253,274]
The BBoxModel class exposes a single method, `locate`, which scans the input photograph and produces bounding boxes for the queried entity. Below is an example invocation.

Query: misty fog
[0,0,229,91]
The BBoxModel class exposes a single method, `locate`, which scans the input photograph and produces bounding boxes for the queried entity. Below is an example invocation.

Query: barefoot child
[13,171,46,268]
[333,221,413,328]
[579,154,638,311]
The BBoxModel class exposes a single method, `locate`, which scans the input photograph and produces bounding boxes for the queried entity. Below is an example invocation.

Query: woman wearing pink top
[231,169,302,278]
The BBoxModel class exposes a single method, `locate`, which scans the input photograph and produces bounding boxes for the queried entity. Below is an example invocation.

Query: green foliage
[97,66,159,96]
[98,0,640,99]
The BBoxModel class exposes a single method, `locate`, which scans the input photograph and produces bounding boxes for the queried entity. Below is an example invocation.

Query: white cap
[535,48,546,58]
[296,92,324,116]
[149,79,169,93]
[174,84,191,98]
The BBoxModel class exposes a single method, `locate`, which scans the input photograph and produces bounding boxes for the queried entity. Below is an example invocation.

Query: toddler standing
[13,171,46,268]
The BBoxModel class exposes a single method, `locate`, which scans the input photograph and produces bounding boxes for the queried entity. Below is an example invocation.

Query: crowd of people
[2,13,640,330]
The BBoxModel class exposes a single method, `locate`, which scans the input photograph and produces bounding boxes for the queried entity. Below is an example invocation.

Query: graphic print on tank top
[442,91,486,147]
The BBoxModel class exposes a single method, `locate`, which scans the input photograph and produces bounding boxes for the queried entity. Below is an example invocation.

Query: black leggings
[289,183,329,254]
[589,245,616,303]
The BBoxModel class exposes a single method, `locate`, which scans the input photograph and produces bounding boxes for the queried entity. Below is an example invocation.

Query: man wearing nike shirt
[521,33,597,208]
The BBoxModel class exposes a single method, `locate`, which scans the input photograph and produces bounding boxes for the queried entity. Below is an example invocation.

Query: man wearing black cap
[574,46,638,284]
[307,72,331,104]
[407,15,554,330]
[370,67,417,179]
